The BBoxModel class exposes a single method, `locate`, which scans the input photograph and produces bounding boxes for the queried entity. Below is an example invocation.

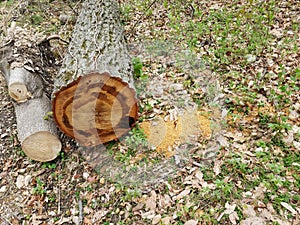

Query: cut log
[0,25,62,161]
[0,67,62,161]
[53,0,138,146]
[14,94,61,162]
[53,72,138,146]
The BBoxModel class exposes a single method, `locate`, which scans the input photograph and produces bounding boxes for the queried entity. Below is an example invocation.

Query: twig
[57,186,61,215]
[47,35,69,45]
[38,35,69,46]
[78,199,83,224]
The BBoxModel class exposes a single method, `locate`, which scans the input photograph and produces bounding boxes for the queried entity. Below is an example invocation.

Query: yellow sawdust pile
[140,110,212,157]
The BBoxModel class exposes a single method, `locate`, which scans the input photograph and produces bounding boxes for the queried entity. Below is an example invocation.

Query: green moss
[30,14,43,25]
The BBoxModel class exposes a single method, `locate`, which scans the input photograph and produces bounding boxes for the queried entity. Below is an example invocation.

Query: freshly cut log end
[53,71,138,147]
[9,82,31,103]
[22,131,61,162]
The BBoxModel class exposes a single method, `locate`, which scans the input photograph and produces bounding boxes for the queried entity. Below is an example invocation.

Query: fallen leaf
[161,216,171,225]
[158,194,172,209]
[217,202,237,221]
[217,134,229,147]
[0,186,7,193]
[229,211,239,224]
[194,170,203,181]
[224,202,236,214]
[259,208,273,220]
[16,175,25,189]
[55,217,72,224]
[252,184,266,199]
[242,204,257,218]
[213,160,221,176]
[145,190,157,211]
[240,217,265,225]
[152,214,162,224]
[184,220,198,225]
[92,210,108,222]
[174,189,190,200]
[132,202,144,212]
[83,217,92,225]
[281,202,297,215]
[24,175,32,186]
[141,210,155,219]
[87,175,97,183]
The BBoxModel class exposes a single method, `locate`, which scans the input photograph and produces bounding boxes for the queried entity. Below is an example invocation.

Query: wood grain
[53,72,138,146]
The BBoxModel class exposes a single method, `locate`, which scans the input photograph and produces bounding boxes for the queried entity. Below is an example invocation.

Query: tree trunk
[53,0,134,90]
[0,25,62,162]
[52,0,138,147]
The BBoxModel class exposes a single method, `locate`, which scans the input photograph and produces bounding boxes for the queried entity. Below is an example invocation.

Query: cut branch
[0,25,62,161]
[7,67,43,103]
[15,94,61,161]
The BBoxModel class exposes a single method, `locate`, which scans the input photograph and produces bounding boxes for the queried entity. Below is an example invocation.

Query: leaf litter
[0,0,299,224]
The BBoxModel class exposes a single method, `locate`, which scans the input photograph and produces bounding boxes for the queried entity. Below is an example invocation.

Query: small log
[0,66,62,161]
[14,94,61,161]
[0,25,62,161]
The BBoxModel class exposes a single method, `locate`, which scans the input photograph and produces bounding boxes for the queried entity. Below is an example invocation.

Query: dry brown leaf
[152,214,162,224]
[174,189,190,201]
[141,210,155,220]
[217,134,229,147]
[259,208,273,221]
[133,202,145,212]
[240,217,265,225]
[218,202,237,221]
[158,194,172,209]
[55,217,72,224]
[213,160,221,176]
[184,220,198,225]
[92,210,108,222]
[194,170,203,181]
[83,217,92,225]
[229,211,239,224]
[242,204,257,218]
[16,175,25,189]
[161,216,171,225]
[280,202,297,215]
[252,184,267,199]
[145,190,157,211]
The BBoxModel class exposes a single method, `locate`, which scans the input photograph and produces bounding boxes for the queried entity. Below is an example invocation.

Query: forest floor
[0,0,299,224]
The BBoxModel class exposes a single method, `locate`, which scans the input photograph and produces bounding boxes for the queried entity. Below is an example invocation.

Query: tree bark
[54,0,134,91]
[52,0,138,147]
